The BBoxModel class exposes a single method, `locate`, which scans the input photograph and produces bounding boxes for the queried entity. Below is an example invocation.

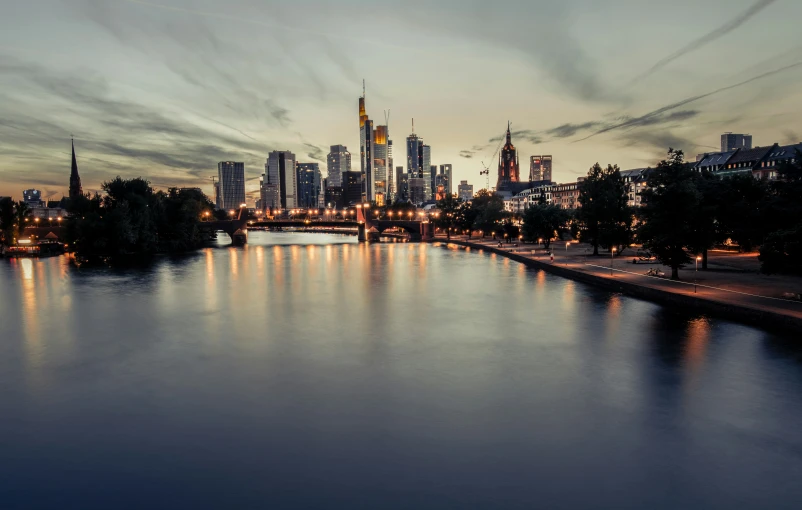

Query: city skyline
[2,0,802,202]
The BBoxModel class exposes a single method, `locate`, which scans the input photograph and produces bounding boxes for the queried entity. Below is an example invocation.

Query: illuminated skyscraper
[327,145,351,187]
[396,166,407,203]
[358,82,373,202]
[529,155,552,182]
[266,151,297,210]
[297,163,322,209]
[406,120,422,180]
[439,164,453,195]
[387,140,394,202]
[217,161,246,210]
[373,125,388,206]
[420,145,432,201]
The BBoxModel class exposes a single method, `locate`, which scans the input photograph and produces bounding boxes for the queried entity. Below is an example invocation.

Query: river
[1,232,801,509]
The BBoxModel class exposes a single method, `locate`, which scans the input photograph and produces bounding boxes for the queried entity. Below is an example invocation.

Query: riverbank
[432,236,802,334]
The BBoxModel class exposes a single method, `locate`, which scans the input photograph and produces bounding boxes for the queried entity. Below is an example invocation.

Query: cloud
[575,61,802,142]
[459,150,475,159]
[631,0,778,84]
[546,122,604,139]
[303,143,325,162]
[488,129,544,145]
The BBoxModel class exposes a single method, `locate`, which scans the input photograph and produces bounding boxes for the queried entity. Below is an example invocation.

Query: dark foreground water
[1,232,801,509]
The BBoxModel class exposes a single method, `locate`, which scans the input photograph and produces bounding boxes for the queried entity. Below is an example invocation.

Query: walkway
[435,236,802,330]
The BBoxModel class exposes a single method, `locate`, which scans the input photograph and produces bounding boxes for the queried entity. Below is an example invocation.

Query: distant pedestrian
[550,253,554,263]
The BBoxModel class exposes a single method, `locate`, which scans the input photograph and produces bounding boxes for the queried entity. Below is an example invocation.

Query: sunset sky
[1,0,801,203]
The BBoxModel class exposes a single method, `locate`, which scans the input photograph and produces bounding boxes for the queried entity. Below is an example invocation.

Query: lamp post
[611,247,617,276]
[695,255,701,293]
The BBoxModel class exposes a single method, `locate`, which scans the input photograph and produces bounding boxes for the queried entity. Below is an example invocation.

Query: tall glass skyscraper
[439,164,453,195]
[266,151,297,210]
[217,161,245,210]
[373,125,388,206]
[420,145,432,201]
[406,132,422,180]
[297,163,322,209]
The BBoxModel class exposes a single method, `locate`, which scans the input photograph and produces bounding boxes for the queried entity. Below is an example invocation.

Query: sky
[1,0,801,203]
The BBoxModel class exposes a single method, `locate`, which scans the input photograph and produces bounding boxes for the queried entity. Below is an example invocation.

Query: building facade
[266,151,297,210]
[343,171,363,207]
[297,163,322,209]
[457,180,474,202]
[439,164,453,195]
[408,177,426,205]
[373,125,388,206]
[326,145,351,188]
[529,155,552,182]
[721,133,753,153]
[420,145,432,200]
[217,161,246,210]
[497,123,520,190]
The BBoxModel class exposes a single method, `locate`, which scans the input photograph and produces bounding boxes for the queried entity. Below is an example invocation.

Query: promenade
[434,235,802,333]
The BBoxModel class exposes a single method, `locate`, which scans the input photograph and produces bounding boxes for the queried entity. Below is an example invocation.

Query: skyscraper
[420,144,431,200]
[358,83,373,202]
[396,166,407,203]
[297,163,321,209]
[373,125,388,206]
[721,133,753,152]
[217,161,246,210]
[458,180,474,202]
[409,177,426,205]
[266,151,297,210]
[497,123,520,190]
[69,138,82,200]
[326,145,351,187]
[406,123,422,181]
[439,164,453,195]
[387,140,394,202]
[529,156,552,182]
[343,171,363,207]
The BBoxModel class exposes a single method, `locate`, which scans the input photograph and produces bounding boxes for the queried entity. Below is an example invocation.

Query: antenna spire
[362,79,365,99]
[412,118,415,134]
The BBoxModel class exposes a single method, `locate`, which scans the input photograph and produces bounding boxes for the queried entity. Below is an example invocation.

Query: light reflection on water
[0,232,801,510]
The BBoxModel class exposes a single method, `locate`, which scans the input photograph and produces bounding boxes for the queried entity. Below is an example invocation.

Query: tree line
[434,148,802,279]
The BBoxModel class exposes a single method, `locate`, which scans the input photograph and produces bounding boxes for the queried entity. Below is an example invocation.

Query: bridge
[247,218,432,242]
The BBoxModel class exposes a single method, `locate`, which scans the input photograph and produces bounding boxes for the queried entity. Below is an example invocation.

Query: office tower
[408,177,426,205]
[420,145,432,200]
[439,164,453,195]
[396,166,407,203]
[435,174,449,200]
[387,140,394,202]
[217,161,246,210]
[297,163,321,209]
[363,119,374,201]
[373,125,388,206]
[266,151,297,210]
[429,164,437,201]
[406,124,422,181]
[343,171,363,207]
[529,155,553,182]
[458,180,474,202]
[497,123,520,189]
[721,133,753,152]
[326,145,351,187]
[69,138,82,200]
[214,181,221,209]
[324,186,344,210]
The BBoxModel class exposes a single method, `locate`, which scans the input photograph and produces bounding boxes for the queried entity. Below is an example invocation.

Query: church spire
[69,136,83,200]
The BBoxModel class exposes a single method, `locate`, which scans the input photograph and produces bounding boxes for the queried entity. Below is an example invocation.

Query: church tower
[69,137,83,200]
[497,122,520,190]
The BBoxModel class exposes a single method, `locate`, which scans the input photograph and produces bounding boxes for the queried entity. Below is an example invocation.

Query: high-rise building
[721,133,753,152]
[373,125,388,206]
[406,125,422,181]
[529,155,553,182]
[343,171,363,207]
[458,180,474,202]
[363,119,374,201]
[429,164,437,201]
[497,123,520,190]
[324,186,344,210]
[297,163,321,209]
[396,167,408,203]
[409,177,426,205]
[69,138,82,200]
[420,145,432,200]
[439,164,453,195]
[266,151,297,210]
[326,145,351,188]
[387,140,394,202]
[435,174,449,200]
[217,161,246,210]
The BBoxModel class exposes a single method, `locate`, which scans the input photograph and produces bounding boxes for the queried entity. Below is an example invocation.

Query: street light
[695,255,701,293]
[611,247,617,276]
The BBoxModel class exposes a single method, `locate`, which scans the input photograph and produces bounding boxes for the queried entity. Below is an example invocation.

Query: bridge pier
[357,223,367,242]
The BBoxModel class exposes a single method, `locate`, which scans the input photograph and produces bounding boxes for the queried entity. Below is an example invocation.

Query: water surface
[1,232,801,509]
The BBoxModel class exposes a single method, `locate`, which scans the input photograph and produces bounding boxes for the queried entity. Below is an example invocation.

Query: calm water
[1,232,801,509]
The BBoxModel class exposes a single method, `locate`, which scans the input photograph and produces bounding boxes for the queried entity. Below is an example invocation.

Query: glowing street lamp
[611,247,617,276]
[695,255,702,293]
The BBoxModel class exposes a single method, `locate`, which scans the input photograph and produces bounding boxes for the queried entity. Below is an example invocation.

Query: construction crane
[479,126,508,191]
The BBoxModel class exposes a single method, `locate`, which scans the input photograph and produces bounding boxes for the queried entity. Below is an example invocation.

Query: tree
[688,169,724,269]
[637,149,699,280]
[0,197,15,245]
[13,200,31,237]
[471,192,507,238]
[715,173,770,252]
[759,149,802,274]
[576,163,631,255]
[434,193,462,239]
[521,203,570,249]
[455,202,479,238]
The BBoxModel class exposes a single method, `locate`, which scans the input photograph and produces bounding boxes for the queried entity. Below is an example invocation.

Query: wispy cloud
[631,0,778,84]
